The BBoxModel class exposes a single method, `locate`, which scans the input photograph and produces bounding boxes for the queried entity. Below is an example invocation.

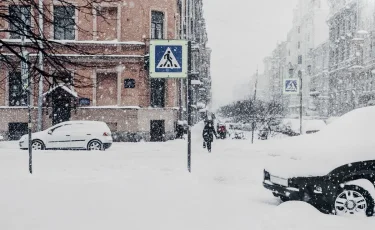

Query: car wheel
[32,140,45,150]
[87,140,103,151]
[334,185,374,217]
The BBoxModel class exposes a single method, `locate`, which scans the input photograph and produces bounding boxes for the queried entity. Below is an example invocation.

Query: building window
[298,41,301,49]
[298,55,303,64]
[54,6,75,40]
[96,72,117,106]
[151,11,164,39]
[150,79,165,108]
[124,79,135,88]
[96,7,118,40]
[9,72,27,106]
[298,26,301,33]
[9,5,31,39]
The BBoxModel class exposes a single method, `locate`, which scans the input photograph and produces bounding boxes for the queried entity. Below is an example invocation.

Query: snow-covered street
[0,124,374,230]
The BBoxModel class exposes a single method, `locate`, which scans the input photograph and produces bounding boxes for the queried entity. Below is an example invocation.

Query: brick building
[0,0,185,141]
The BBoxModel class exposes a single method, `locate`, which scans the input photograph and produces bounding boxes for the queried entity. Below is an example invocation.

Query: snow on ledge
[79,106,140,109]
[43,84,78,98]
[2,39,145,46]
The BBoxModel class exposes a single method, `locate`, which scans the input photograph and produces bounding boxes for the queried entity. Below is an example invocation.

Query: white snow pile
[261,201,375,230]
[265,106,375,178]
[281,118,326,134]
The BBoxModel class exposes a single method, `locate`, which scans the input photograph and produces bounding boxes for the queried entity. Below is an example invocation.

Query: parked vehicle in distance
[19,121,113,151]
[217,123,227,139]
[263,106,375,216]
[258,129,269,140]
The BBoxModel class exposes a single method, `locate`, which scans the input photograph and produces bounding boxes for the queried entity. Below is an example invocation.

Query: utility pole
[299,70,303,135]
[187,41,192,173]
[179,0,185,121]
[37,0,44,131]
[251,68,258,144]
[21,33,32,174]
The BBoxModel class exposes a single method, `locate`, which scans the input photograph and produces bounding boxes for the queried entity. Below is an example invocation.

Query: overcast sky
[203,0,298,109]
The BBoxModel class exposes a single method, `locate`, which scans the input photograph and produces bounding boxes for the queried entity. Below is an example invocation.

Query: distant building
[179,0,212,123]
[327,0,375,116]
[307,41,330,118]
[286,0,329,117]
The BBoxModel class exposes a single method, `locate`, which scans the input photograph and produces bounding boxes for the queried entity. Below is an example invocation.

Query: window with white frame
[9,5,31,39]
[151,11,164,39]
[54,6,75,40]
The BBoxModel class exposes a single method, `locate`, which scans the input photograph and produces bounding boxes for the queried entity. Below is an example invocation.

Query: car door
[46,124,72,149]
[68,123,88,149]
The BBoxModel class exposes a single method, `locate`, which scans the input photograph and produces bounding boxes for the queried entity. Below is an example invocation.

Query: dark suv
[263,161,375,216]
[263,106,375,216]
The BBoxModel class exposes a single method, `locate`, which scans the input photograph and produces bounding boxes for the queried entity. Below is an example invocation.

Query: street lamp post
[298,70,303,135]
[21,34,32,174]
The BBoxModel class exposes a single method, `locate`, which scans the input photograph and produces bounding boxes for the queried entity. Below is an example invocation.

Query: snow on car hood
[19,131,46,141]
[265,106,375,178]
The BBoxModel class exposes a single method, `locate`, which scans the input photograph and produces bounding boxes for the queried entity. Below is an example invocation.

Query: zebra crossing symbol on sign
[283,79,299,94]
[156,47,181,69]
[149,40,188,79]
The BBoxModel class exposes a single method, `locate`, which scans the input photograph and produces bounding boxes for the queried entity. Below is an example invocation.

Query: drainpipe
[37,0,44,131]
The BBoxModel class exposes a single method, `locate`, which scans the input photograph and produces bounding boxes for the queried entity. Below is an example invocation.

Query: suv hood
[264,129,374,178]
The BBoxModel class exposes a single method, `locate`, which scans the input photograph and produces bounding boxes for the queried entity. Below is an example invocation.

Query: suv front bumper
[263,180,301,200]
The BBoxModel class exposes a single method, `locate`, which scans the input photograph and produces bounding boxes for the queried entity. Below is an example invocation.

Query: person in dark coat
[202,121,217,152]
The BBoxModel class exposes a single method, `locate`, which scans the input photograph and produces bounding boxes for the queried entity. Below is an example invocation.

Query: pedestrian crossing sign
[149,40,188,78]
[283,79,300,94]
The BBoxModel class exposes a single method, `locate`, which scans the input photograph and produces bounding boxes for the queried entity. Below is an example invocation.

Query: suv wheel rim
[32,142,42,150]
[335,190,367,215]
[89,141,101,150]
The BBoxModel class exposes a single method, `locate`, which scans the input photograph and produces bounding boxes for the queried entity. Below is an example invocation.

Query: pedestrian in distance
[202,120,218,153]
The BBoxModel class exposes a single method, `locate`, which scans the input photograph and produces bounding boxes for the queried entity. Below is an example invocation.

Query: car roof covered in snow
[264,106,375,178]
[57,120,108,126]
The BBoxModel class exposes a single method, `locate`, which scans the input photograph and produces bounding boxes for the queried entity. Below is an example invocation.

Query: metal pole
[21,34,32,174]
[251,68,258,144]
[37,0,44,131]
[300,74,303,135]
[187,41,192,173]
[28,72,32,174]
[178,0,185,121]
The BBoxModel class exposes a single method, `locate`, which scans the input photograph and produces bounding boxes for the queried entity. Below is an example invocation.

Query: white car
[19,121,113,151]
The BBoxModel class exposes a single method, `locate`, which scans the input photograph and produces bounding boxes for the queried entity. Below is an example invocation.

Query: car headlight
[264,170,270,180]
[314,186,323,194]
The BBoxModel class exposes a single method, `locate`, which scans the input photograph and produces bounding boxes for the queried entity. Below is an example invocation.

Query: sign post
[283,77,302,135]
[149,40,191,172]
[187,41,192,173]
[21,49,32,174]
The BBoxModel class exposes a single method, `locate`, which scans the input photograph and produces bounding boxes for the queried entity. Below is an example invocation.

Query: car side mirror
[48,130,53,135]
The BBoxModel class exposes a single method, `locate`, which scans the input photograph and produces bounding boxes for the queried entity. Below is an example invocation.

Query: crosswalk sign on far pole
[149,40,188,79]
[283,78,300,95]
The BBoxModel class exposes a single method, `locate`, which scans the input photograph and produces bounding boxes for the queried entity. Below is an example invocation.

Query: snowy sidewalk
[0,128,374,229]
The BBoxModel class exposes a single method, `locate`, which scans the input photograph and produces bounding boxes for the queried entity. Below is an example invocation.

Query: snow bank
[261,201,375,230]
[265,106,375,177]
[282,119,326,134]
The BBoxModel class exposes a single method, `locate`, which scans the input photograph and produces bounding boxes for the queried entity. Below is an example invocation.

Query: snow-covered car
[19,121,113,151]
[263,106,375,216]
